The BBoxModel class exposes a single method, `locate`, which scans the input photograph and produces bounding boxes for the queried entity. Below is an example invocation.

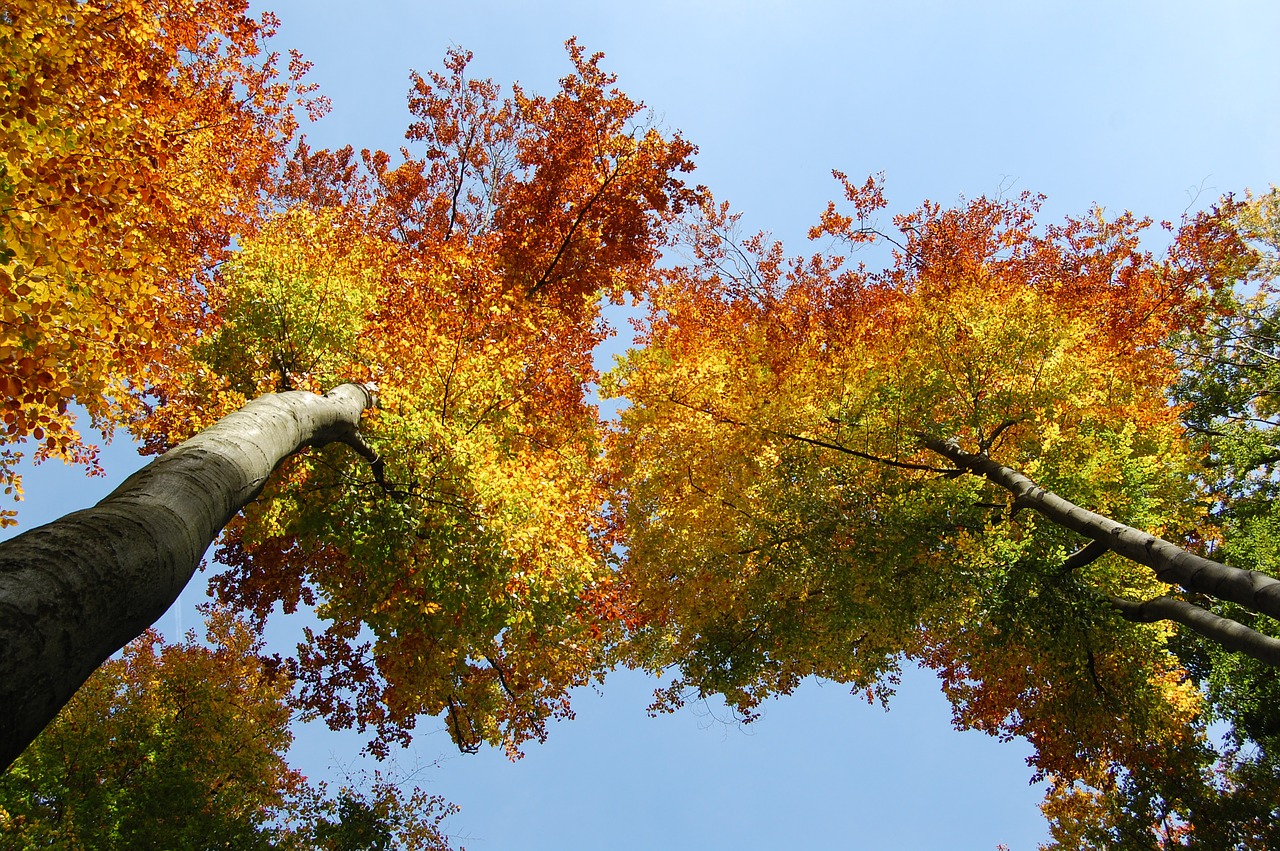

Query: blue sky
[8,2,1279,847]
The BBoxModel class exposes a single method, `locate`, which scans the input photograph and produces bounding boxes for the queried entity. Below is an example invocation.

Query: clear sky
[8,2,1278,848]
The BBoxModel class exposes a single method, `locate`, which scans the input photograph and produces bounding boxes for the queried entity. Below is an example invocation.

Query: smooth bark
[1109,595,1280,667]
[0,384,375,771]
[921,435,1280,623]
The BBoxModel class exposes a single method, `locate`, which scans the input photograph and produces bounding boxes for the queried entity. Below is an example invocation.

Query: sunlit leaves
[134,42,700,758]
[0,0,315,517]
[605,180,1250,822]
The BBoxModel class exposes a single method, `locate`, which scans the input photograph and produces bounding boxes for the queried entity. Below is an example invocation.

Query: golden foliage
[0,0,314,520]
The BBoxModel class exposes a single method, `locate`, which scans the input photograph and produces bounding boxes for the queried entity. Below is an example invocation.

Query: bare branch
[1061,540,1111,573]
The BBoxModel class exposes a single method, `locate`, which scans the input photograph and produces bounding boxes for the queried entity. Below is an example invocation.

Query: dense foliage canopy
[3,0,1280,844]
[603,182,1280,844]
[0,0,320,517]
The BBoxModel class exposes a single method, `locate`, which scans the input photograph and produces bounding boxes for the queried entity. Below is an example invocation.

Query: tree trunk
[1108,595,1280,666]
[0,384,375,771]
[919,435,1280,622]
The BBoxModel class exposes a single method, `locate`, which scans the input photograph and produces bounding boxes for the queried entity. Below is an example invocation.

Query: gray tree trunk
[920,435,1280,652]
[921,435,1280,619]
[0,384,374,771]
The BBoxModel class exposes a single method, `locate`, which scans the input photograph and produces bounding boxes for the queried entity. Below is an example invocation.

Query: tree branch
[1108,595,1280,667]
[526,156,626,298]
[920,434,1280,623]
[979,416,1026,454]
[663,395,959,475]
[772,430,961,475]
[1061,540,1111,573]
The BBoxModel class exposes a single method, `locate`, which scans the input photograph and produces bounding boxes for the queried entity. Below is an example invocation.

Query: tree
[603,177,1277,837]
[1,31,698,768]
[0,607,455,850]
[0,0,316,770]
[5,1,1274,838]
[0,383,374,769]
[146,43,698,765]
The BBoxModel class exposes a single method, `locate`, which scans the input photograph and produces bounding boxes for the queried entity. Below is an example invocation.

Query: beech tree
[0,0,315,768]
[1,10,697,769]
[4,0,1278,841]
[0,384,375,769]
[603,180,1280,840]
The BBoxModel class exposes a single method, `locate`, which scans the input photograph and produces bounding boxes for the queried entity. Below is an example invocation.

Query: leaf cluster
[136,43,700,759]
[604,178,1255,832]
[0,609,455,850]
[0,0,314,522]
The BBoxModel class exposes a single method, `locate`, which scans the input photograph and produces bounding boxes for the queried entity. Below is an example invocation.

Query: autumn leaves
[5,3,1279,838]
[0,0,317,517]
[606,182,1271,836]
[155,42,703,761]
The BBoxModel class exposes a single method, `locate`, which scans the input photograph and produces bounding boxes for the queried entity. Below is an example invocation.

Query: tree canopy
[0,0,319,512]
[604,182,1280,844]
[3,0,1280,843]
[138,40,699,760]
